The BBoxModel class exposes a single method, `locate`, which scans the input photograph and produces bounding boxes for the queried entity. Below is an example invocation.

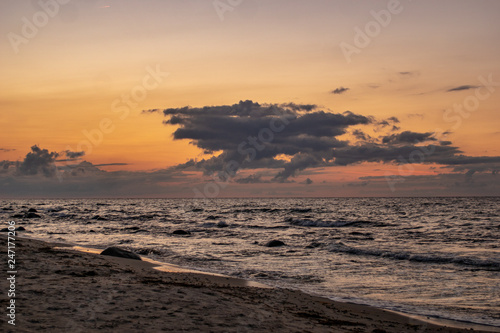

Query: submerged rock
[216,221,228,228]
[172,229,191,235]
[305,242,322,249]
[100,247,141,260]
[25,212,41,218]
[92,215,108,221]
[28,208,37,212]
[265,240,286,247]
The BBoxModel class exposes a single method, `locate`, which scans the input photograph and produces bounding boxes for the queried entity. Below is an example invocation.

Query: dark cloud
[428,155,500,166]
[157,100,371,181]
[235,174,268,184]
[94,163,129,167]
[331,144,459,166]
[447,85,479,92]
[150,100,500,184]
[0,161,14,174]
[352,129,370,141]
[65,150,85,159]
[17,145,59,177]
[56,150,86,162]
[377,117,399,129]
[331,87,349,95]
[381,131,437,144]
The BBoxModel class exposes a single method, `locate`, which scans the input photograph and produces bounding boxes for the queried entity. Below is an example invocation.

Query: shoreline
[60,243,500,332]
[2,236,499,332]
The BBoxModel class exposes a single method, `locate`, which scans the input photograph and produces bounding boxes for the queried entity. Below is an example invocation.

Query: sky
[1,0,499,198]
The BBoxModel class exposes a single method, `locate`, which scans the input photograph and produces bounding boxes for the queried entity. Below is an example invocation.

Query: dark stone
[306,242,321,249]
[28,208,37,212]
[25,212,41,218]
[92,215,108,220]
[172,229,191,235]
[16,226,26,231]
[216,221,228,228]
[2,207,13,211]
[11,214,24,218]
[100,247,141,260]
[265,240,286,247]
[205,215,218,220]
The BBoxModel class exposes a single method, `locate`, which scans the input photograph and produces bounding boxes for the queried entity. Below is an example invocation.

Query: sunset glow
[1,0,499,197]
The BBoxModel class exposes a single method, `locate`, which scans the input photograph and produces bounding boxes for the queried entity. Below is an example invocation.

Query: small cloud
[304,178,313,185]
[381,131,437,144]
[447,85,479,92]
[407,113,424,120]
[94,163,129,167]
[65,150,85,159]
[331,87,350,95]
[17,145,59,177]
[235,174,267,184]
[352,129,370,141]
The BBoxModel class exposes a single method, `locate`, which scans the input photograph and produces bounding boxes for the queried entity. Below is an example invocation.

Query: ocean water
[2,197,499,327]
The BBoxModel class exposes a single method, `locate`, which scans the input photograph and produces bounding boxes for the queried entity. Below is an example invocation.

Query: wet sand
[1,236,498,333]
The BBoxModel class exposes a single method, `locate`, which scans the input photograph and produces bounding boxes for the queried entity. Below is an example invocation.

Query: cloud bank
[1,101,499,197]
[152,100,499,186]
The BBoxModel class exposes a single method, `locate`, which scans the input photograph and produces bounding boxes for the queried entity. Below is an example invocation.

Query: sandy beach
[1,236,498,333]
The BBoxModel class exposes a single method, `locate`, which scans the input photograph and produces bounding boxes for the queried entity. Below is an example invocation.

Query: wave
[286,217,384,228]
[328,242,500,270]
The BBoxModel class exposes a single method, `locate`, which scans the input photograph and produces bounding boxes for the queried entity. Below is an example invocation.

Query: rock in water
[25,212,41,218]
[265,240,286,247]
[172,229,191,235]
[100,247,141,260]
[216,221,228,228]
[28,208,37,212]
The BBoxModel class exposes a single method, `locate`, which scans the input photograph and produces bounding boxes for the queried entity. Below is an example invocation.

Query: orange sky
[1,0,499,197]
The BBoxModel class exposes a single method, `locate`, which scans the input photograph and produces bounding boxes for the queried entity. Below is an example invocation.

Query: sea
[2,197,499,328]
